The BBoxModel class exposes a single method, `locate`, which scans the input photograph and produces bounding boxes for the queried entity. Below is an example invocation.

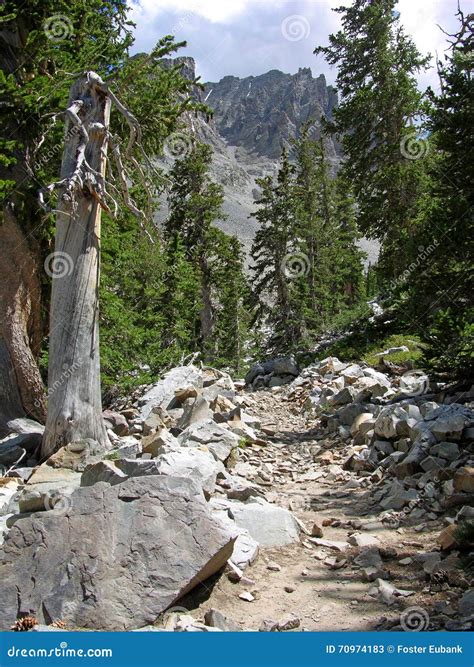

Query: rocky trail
[0,357,472,632]
[179,390,472,632]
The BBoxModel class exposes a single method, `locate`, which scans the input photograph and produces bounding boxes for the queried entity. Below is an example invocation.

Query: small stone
[310,522,324,538]
[204,609,240,632]
[278,615,300,631]
[266,562,281,572]
[259,619,279,632]
[240,576,255,587]
[348,533,380,548]
[398,557,412,566]
[438,524,458,551]
[284,586,295,593]
[310,537,349,552]
[239,591,255,602]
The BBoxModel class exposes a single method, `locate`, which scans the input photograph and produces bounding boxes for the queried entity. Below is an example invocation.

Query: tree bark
[199,256,214,358]
[0,207,46,427]
[41,75,111,458]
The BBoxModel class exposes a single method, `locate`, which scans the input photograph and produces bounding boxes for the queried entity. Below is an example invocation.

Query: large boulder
[138,365,203,420]
[0,476,235,631]
[178,396,212,430]
[178,420,239,462]
[245,356,298,387]
[153,449,225,498]
[374,405,418,440]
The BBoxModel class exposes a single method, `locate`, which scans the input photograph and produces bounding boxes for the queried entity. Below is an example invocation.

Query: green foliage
[315,0,429,280]
[453,520,474,550]
[164,142,250,371]
[400,11,474,380]
[250,133,365,354]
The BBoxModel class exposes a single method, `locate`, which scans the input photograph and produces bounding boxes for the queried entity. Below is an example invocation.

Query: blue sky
[129,0,462,90]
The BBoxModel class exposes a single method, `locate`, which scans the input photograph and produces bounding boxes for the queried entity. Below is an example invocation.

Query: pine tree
[211,234,250,373]
[250,150,303,350]
[160,234,202,362]
[408,10,474,379]
[293,129,337,331]
[165,142,249,363]
[315,0,430,281]
[331,177,366,311]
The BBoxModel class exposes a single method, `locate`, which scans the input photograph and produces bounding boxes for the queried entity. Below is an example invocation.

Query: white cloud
[130,0,250,25]
[129,0,462,89]
[396,0,461,89]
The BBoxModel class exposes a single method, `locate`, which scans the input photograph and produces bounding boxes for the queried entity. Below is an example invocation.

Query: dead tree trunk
[41,75,112,458]
[41,71,145,459]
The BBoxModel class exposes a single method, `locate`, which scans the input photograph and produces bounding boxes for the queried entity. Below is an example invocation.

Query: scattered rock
[138,365,203,419]
[278,615,300,631]
[204,609,241,632]
[453,467,474,494]
[238,591,254,602]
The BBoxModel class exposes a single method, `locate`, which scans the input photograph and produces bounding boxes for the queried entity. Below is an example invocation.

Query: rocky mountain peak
[203,68,339,159]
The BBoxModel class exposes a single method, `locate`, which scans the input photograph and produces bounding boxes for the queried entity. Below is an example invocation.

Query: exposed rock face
[204,68,340,161]
[0,476,235,631]
[155,58,379,264]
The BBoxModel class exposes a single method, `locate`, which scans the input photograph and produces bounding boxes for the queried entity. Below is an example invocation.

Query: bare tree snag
[41,72,145,459]
[41,75,111,458]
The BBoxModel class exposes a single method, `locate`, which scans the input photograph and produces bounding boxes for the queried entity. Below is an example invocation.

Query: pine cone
[51,620,66,629]
[430,569,449,591]
[11,616,38,632]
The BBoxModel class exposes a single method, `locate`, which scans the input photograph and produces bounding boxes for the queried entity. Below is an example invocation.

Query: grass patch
[362,334,425,366]
[324,331,424,368]
[104,450,121,461]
